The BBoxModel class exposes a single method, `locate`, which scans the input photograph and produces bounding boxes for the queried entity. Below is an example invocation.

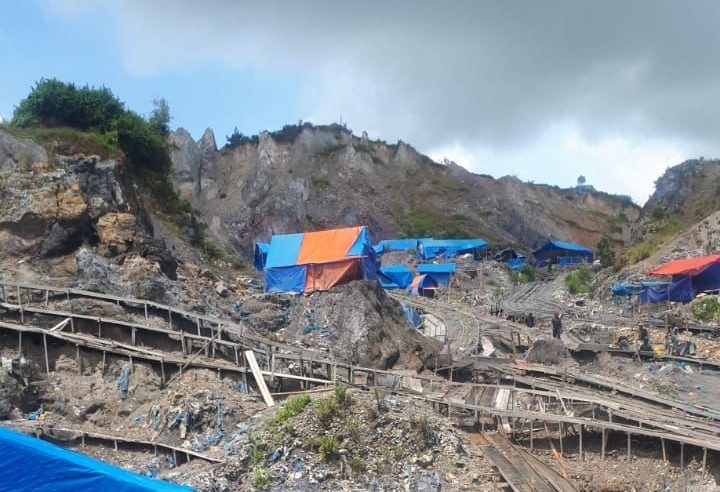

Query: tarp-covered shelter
[378,264,414,289]
[373,238,431,255]
[494,248,524,262]
[0,427,192,492]
[254,242,269,272]
[532,240,593,266]
[417,263,456,287]
[417,239,487,260]
[263,226,377,294]
[409,274,438,297]
[506,258,527,270]
[645,254,720,302]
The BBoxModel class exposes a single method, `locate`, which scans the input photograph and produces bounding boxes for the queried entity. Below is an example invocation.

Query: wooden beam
[244,350,275,407]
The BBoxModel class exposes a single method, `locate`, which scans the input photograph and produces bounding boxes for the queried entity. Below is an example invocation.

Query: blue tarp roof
[417,263,457,274]
[254,242,269,272]
[0,427,192,492]
[534,240,592,255]
[417,239,487,260]
[265,233,304,268]
[374,238,431,254]
[378,265,413,289]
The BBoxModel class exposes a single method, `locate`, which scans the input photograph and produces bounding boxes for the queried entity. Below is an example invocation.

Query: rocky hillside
[170,124,640,256]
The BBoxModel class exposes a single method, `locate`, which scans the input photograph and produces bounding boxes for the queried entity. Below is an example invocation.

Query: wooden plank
[244,350,275,407]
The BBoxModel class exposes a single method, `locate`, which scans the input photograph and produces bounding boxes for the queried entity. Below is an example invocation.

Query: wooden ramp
[478,432,575,492]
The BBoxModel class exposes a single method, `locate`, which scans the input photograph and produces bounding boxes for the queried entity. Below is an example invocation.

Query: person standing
[526,312,535,328]
[552,312,562,340]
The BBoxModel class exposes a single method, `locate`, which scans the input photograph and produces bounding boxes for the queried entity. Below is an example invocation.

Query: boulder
[96,213,136,256]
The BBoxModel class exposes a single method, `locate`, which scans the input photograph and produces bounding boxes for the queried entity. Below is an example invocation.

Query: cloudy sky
[4,1,720,204]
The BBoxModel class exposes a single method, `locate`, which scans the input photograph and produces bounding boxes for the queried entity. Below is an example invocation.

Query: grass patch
[1,124,119,159]
[401,207,475,238]
[565,267,592,295]
[333,383,352,408]
[314,143,344,158]
[312,176,331,188]
[621,218,684,265]
[268,394,311,428]
[350,456,366,474]
[252,467,270,489]
[317,434,339,462]
[315,397,337,425]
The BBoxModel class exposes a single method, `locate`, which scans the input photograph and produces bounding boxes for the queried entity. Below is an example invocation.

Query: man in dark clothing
[638,324,652,352]
[552,312,562,340]
[526,313,535,328]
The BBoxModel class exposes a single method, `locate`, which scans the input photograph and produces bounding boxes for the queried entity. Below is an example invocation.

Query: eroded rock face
[0,130,134,259]
[97,212,137,256]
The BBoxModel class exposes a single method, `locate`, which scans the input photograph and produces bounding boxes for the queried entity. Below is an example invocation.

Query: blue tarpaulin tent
[639,277,694,304]
[0,427,192,492]
[417,263,456,287]
[507,258,527,270]
[373,238,432,255]
[378,265,414,289]
[417,239,487,260]
[253,242,269,272]
[409,274,438,296]
[533,240,593,266]
[263,226,378,294]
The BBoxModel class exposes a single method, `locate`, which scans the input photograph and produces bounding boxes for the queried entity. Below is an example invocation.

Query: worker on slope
[526,312,535,328]
[638,324,652,352]
[552,312,562,340]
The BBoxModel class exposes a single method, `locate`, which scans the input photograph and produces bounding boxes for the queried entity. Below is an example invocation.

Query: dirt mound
[281,281,441,369]
[526,338,566,365]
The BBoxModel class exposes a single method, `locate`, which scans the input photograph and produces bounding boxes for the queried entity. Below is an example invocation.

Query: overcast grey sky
[9,0,720,204]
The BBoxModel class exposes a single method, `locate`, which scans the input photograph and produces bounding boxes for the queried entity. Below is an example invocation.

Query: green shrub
[268,394,311,428]
[565,267,592,295]
[350,456,366,474]
[510,264,535,283]
[315,397,337,424]
[333,383,352,407]
[250,447,265,465]
[252,467,270,489]
[12,78,124,131]
[595,236,616,268]
[691,296,720,321]
[317,434,339,462]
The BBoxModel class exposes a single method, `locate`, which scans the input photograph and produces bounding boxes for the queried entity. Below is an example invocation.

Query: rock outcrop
[168,124,641,258]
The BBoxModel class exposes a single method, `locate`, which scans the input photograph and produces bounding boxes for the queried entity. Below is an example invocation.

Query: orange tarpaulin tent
[648,254,720,276]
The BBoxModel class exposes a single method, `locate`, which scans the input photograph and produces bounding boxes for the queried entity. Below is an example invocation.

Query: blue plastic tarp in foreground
[417,239,487,260]
[253,242,269,272]
[373,238,432,255]
[0,427,193,492]
[417,263,456,287]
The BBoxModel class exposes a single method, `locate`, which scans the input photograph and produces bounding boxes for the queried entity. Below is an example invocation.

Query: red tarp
[649,254,720,276]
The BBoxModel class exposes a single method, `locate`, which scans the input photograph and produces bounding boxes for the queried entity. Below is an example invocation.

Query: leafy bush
[268,394,311,428]
[12,78,124,131]
[148,97,171,135]
[596,236,616,268]
[565,267,592,295]
[691,296,720,321]
[317,434,339,462]
[250,447,265,465]
[510,264,535,283]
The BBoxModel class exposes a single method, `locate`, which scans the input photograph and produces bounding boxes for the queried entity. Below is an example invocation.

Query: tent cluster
[613,254,720,304]
[532,240,593,267]
[256,226,378,294]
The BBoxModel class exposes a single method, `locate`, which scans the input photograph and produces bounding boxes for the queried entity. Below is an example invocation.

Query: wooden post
[42,333,50,374]
[601,429,606,460]
[18,331,22,351]
[81,434,85,447]
[234,346,239,366]
[680,443,684,468]
[168,310,172,330]
[579,424,583,461]
[132,327,136,346]
[558,422,563,456]
[627,433,631,462]
[703,448,708,475]
[44,290,49,307]
[144,302,148,320]
[196,318,201,336]
[530,420,534,450]
[661,438,667,463]
[17,286,24,324]
[160,360,165,387]
[76,345,81,374]
[114,439,118,453]
[97,319,102,338]
[102,351,106,375]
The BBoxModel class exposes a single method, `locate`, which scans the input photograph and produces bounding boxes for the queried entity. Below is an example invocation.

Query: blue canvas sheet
[0,427,192,492]
[639,276,694,304]
[265,265,307,294]
[253,242,269,272]
[374,238,431,254]
[378,265,413,289]
[265,234,303,268]
[558,256,589,267]
[403,304,423,328]
[690,261,720,292]
[507,258,527,270]
[417,239,487,260]
[417,263,457,274]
